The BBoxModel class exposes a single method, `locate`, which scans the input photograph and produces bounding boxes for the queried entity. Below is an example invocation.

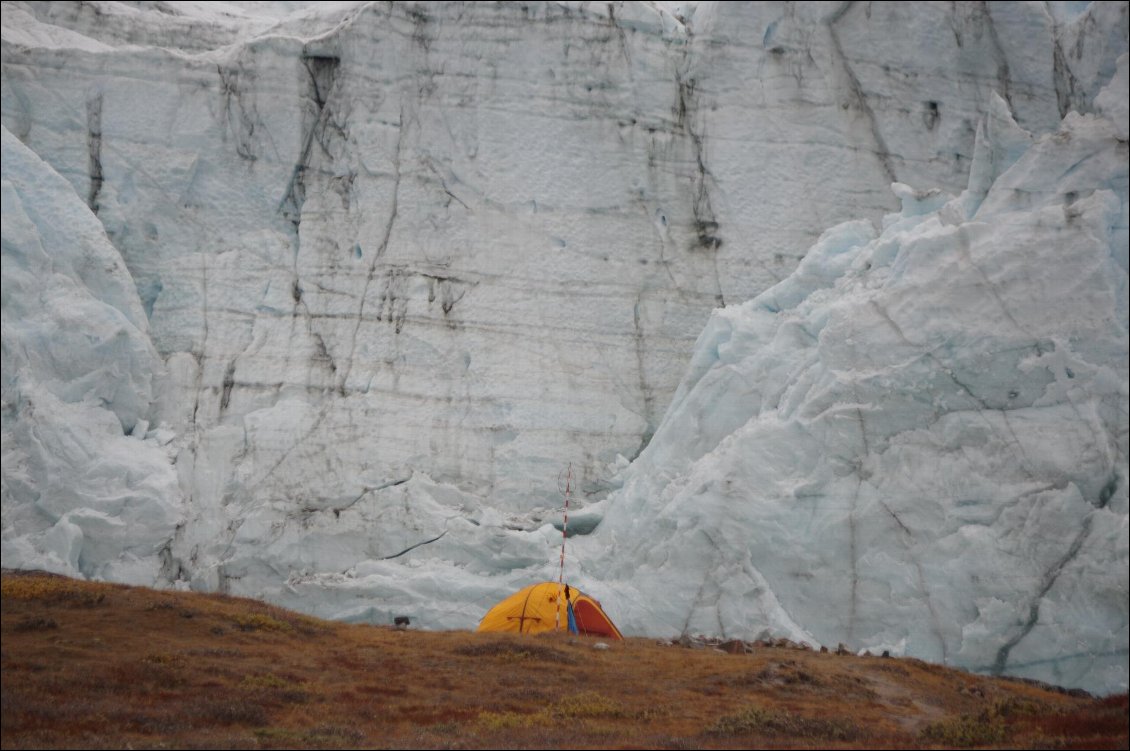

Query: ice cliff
[1,127,182,583]
[1,1,1127,694]
[582,79,1130,694]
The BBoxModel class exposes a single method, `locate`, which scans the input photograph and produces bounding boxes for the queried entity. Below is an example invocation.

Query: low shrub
[306,723,365,743]
[184,696,269,726]
[240,672,310,703]
[455,640,575,664]
[477,710,533,730]
[919,711,1007,747]
[13,616,58,632]
[707,705,861,740]
[1,576,105,606]
[476,691,623,731]
[707,706,775,736]
[989,696,1048,717]
[549,691,624,719]
[231,613,293,633]
[142,652,186,668]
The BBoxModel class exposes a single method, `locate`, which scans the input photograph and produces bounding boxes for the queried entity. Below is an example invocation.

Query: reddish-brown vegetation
[1,569,1126,749]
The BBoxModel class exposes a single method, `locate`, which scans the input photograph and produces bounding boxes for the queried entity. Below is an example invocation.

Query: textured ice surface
[1,1,1127,694]
[1,127,182,585]
[580,78,1130,694]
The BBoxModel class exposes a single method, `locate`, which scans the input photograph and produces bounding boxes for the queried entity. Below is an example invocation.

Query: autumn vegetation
[1,569,1126,749]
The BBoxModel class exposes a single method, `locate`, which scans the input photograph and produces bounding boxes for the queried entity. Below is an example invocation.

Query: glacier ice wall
[578,73,1130,693]
[1,1,1128,694]
[4,1,1124,512]
[1,126,182,584]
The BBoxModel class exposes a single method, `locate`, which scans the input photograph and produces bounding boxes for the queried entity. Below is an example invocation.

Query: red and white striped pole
[555,463,572,631]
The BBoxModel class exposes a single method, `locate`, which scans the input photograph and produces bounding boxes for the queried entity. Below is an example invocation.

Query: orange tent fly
[476,581,623,639]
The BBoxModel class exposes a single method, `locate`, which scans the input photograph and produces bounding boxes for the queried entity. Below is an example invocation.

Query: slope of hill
[2,570,1126,749]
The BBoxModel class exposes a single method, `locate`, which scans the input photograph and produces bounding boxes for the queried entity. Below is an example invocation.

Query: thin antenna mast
[558,462,572,586]
[555,463,573,631]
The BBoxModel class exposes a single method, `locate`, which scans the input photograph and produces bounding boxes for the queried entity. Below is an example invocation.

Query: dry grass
[1,569,1126,749]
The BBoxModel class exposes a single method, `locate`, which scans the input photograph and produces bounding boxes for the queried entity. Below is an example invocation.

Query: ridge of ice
[580,60,1130,694]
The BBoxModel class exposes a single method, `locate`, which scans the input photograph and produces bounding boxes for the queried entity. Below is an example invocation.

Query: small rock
[592,642,610,650]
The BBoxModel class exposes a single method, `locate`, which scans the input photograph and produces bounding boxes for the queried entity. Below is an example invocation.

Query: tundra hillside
[1,570,1126,750]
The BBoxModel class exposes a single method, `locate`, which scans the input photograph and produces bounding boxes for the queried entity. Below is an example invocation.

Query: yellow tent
[476,581,623,639]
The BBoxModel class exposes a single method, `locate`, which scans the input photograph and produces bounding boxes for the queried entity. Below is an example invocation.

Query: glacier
[1,1,1127,694]
[580,82,1130,694]
[1,127,182,584]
